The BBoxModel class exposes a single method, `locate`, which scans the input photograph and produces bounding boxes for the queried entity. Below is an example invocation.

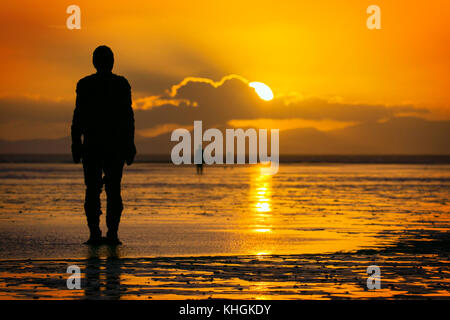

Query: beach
[0,162,449,299]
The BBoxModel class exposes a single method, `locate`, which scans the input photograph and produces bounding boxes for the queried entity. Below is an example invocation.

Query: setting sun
[249,82,274,101]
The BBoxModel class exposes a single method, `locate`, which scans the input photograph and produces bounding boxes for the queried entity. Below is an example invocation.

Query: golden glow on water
[237,163,450,256]
[254,228,272,233]
[1,163,448,257]
[251,170,273,234]
[0,163,449,299]
[255,202,271,212]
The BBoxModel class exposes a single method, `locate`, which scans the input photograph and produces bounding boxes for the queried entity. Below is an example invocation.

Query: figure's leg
[104,159,125,243]
[83,158,103,242]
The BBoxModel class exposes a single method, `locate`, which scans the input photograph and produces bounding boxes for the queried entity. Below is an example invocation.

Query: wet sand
[0,163,448,299]
[1,163,449,259]
[0,229,448,300]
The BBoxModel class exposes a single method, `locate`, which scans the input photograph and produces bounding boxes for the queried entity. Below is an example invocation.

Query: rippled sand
[0,163,448,299]
[0,236,448,300]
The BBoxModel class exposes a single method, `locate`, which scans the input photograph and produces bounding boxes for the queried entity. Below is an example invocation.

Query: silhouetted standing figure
[71,45,136,245]
[195,145,204,175]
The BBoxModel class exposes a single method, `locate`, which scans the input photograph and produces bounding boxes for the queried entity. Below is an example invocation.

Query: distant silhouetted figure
[71,45,136,245]
[195,145,204,175]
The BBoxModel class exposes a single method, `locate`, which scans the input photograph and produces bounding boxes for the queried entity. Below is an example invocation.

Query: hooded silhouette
[71,45,136,245]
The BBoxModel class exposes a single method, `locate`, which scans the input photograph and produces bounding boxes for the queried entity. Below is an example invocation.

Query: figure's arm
[71,81,84,163]
[123,79,136,165]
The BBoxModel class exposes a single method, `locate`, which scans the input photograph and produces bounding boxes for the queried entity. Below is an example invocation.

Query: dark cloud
[2,116,448,154]
[0,75,443,155]
[134,75,428,131]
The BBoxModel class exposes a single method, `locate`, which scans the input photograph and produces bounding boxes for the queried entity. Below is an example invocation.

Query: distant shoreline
[0,154,449,164]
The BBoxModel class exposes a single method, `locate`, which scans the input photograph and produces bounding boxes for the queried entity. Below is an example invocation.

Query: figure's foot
[106,236,122,245]
[83,235,103,245]
[106,230,122,245]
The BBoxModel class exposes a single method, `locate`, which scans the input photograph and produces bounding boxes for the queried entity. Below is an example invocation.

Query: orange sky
[0,0,449,145]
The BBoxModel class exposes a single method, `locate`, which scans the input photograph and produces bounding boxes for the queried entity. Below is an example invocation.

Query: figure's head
[93,45,114,73]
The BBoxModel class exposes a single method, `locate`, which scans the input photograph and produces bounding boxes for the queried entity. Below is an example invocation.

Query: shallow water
[0,163,448,260]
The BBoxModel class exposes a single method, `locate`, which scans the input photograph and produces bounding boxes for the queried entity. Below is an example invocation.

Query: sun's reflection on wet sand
[250,167,274,234]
